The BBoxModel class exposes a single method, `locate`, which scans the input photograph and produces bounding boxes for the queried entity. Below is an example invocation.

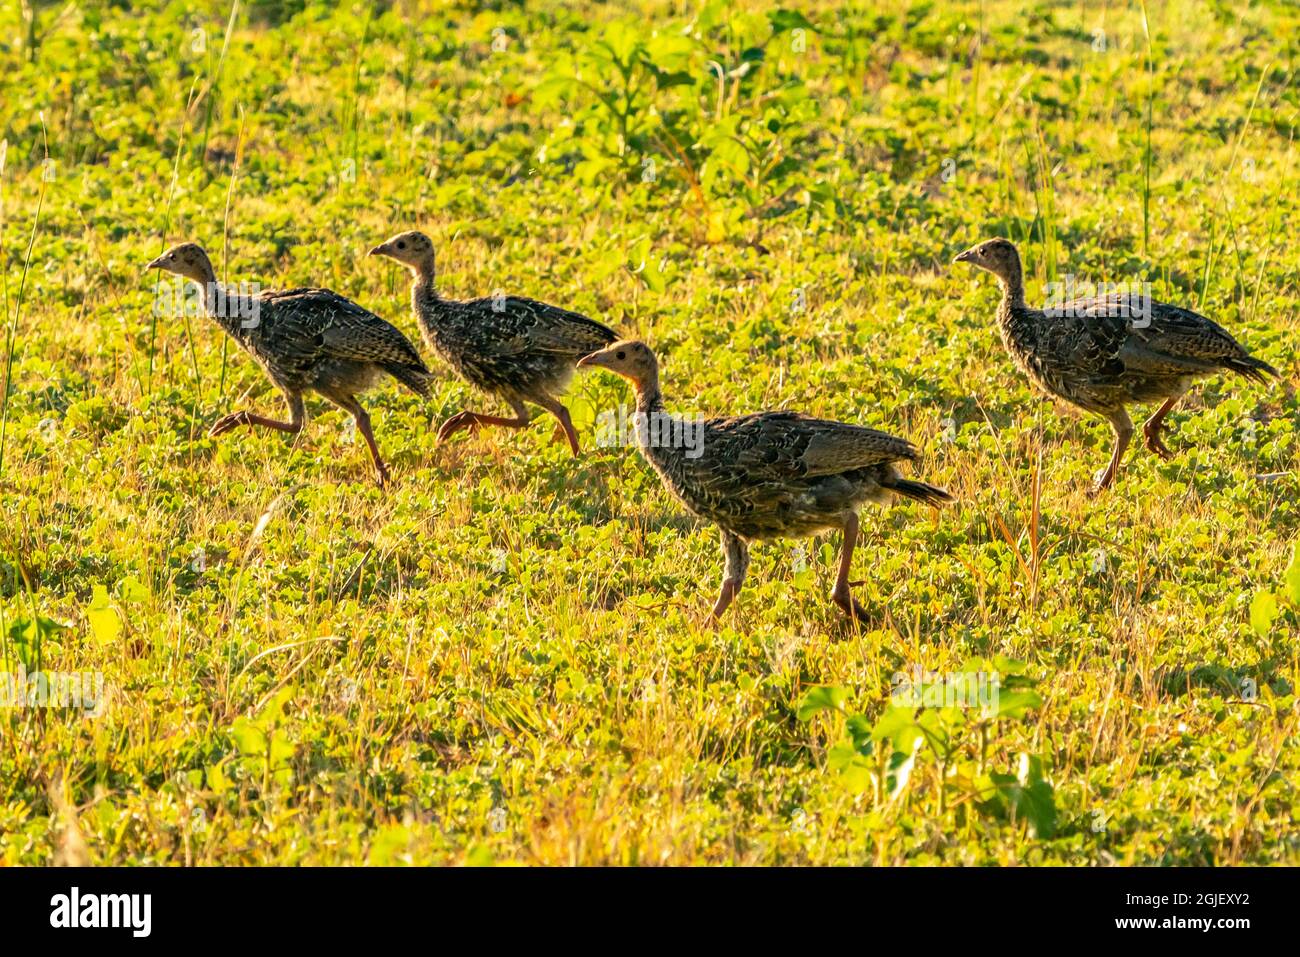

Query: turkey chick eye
[616,351,626,360]
[397,241,406,250]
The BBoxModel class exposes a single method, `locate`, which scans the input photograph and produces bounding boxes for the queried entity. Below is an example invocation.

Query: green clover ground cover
[0,0,1296,864]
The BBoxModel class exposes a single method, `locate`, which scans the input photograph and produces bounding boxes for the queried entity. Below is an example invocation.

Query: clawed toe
[208,412,244,437]
[436,413,476,444]
[831,591,870,625]
[1144,433,1174,460]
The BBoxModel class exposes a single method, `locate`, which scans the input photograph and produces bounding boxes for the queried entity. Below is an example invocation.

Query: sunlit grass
[0,0,1296,865]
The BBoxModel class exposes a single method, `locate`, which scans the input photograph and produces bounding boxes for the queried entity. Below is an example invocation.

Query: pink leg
[1143,396,1180,459]
[535,394,580,456]
[706,531,749,626]
[1092,409,1134,493]
[830,512,870,623]
[437,400,530,445]
[210,393,305,438]
[322,392,391,487]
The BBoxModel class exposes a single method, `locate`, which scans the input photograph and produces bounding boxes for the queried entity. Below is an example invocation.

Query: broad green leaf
[885,738,922,799]
[206,762,230,796]
[260,687,294,722]
[268,732,295,767]
[797,684,847,721]
[86,585,121,647]
[464,843,495,867]
[1284,541,1300,605]
[1017,755,1056,838]
[229,717,267,757]
[769,9,818,33]
[844,714,873,751]
[1019,778,1057,838]
[531,75,575,107]
[991,689,1043,720]
[871,704,917,746]
[1250,591,1278,638]
[827,741,873,792]
[990,655,1030,676]
[7,616,64,670]
[600,22,643,64]
[644,33,695,72]
[119,576,151,603]
[368,825,411,866]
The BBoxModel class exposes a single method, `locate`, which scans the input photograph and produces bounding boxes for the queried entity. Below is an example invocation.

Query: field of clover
[0,0,1296,864]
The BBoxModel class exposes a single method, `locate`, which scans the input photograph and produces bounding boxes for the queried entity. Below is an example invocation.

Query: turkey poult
[577,340,953,624]
[146,242,432,486]
[368,230,618,456]
[955,238,1278,491]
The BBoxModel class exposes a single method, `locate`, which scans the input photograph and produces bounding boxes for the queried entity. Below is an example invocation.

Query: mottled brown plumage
[955,238,1278,490]
[146,242,431,486]
[368,231,618,455]
[578,340,953,623]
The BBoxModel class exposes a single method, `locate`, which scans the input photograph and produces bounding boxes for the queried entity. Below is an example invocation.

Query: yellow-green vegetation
[1,0,1297,865]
